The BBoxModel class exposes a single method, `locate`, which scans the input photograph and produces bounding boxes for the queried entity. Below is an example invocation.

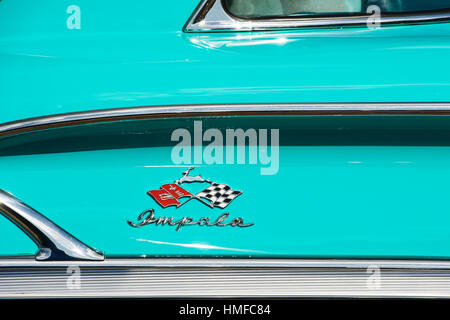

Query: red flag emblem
[147,184,193,208]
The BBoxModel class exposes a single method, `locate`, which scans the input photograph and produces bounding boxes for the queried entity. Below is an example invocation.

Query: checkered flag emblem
[196,183,242,209]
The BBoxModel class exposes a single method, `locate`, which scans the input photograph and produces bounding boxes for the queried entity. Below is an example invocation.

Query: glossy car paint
[2,115,450,258]
[2,1,450,122]
[1,1,450,258]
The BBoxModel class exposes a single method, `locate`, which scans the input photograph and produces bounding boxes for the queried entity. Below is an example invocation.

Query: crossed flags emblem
[147,168,242,209]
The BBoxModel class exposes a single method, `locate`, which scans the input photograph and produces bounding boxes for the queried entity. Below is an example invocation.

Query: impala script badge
[127,168,254,231]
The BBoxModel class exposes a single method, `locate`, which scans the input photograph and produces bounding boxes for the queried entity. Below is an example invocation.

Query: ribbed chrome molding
[2,103,450,138]
[2,258,450,298]
[184,0,450,32]
[0,190,104,261]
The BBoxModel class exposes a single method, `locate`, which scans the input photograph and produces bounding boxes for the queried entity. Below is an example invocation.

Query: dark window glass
[224,0,450,18]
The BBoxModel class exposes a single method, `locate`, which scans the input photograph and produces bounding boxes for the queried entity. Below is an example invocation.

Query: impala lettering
[128,209,254,231]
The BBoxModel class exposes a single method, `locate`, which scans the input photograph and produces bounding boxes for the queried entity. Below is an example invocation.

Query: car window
[224,0,450,19]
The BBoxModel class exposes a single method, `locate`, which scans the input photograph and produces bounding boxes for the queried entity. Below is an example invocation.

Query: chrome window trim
[0,189,104,261]
[2,257,450,298]
[3,103,450,138]
[183,0,450,32]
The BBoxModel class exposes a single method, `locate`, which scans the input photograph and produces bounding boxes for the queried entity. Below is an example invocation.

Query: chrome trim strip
[2,258,450,298]
[184,0,450,32]
[2,103,450,138]
[0,190,104,261]
[2,257,450,268]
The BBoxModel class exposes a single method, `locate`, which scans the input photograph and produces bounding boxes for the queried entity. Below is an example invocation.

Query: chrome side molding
[3,103,450,138]
[184,0,450,32]
[3,257,450,298]
[0,189,104,261]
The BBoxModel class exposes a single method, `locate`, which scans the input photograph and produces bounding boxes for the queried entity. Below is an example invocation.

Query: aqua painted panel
[1,1,450,123]
[1,116,450,258]
[2,144,450,258]
[0,215,36,256]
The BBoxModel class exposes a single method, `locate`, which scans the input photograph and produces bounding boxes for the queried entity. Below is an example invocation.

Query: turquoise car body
[2,0,450,260]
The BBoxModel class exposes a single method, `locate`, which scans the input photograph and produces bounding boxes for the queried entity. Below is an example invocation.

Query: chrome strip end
[0,189,104,261]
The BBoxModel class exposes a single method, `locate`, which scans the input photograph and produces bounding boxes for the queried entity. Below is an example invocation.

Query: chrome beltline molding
[184,0,450,32]
[2,103,450,138]
[2,258,450,298]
